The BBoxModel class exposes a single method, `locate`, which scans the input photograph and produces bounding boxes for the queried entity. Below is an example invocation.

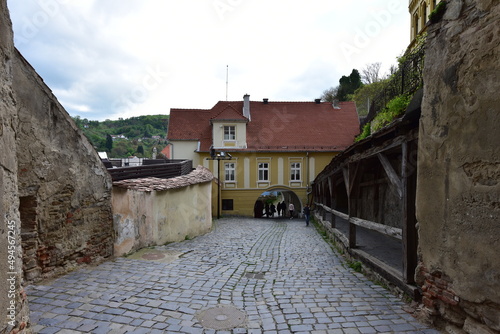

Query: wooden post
[402,141,418,283]
[378,153,403,198]
[346,164,356,248]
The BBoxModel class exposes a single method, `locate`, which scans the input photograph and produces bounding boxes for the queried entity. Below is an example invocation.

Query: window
[258,162,269,181]
[413,13,419,37]
[225,163,235,182]
[290,162,301,181]
[222,199,234,210]
[224,126,235,140]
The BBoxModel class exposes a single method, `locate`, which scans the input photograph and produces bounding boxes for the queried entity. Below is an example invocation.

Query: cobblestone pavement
[27,218,441,334]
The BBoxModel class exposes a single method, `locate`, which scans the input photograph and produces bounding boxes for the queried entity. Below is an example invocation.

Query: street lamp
[208,147,232,219]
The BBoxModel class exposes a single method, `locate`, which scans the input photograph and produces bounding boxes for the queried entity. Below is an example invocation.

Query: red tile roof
[211,105,248,122]
[168,99,360,152]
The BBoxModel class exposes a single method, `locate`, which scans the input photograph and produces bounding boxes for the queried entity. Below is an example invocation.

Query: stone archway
[253,188,302,218]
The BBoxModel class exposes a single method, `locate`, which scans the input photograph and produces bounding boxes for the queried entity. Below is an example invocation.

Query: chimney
[332,99,340,109]
[243,94,251,120]
[263,98,269,104]
[314,99,321,104]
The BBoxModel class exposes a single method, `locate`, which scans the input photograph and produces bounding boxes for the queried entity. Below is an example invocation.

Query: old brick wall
[416,0,500,333]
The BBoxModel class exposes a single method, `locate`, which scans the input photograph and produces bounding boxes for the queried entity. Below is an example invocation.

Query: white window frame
[290,162,301,181]
[258,162,269,182]
[225,162,236,182]
[224,126,236,141]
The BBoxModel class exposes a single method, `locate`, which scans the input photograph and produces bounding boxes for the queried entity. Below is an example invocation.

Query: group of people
[264,201,287,218]
[261,201,311,226]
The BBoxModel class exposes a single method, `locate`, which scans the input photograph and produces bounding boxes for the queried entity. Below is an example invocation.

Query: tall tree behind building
[337,69,363,101]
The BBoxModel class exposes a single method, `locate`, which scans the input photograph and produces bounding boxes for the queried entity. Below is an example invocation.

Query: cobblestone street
[28,218,440,333]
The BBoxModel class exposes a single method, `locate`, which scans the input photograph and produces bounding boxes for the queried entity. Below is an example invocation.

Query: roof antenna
[226,65,229,101]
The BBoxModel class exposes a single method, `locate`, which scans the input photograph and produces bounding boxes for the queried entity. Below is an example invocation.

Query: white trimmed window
[224,126,236,140]
[258,162,269,181]
[225,163,235,181]
[290,162,301,181]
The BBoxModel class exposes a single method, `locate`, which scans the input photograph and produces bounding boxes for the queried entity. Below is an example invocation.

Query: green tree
[144,124,154,138]
[350,79,388,116]
[337,69,363,101]
[105,134,113,152]
[137,145,144,156]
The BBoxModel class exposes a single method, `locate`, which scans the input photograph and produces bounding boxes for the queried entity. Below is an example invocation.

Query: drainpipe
[306,152,311,204]
[169,142,174,159]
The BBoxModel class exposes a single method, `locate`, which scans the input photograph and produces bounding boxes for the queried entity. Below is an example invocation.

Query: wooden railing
[315,202,402,240]
[107,159,193,181]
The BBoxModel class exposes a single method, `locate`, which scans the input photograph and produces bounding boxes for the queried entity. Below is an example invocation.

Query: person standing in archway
[289,202,295,219]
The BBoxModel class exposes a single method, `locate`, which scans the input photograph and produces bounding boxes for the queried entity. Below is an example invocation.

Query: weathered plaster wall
[416,1,500,332]
[113,166,213,256]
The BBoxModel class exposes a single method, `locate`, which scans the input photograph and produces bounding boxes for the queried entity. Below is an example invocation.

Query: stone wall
[1,0,114,331]
[112,166,213,256]
[0,0,30,332]
[13,52,114,283]
[416,1,500,333]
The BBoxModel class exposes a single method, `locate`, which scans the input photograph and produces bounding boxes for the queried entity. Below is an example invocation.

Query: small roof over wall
[113,166,213,192]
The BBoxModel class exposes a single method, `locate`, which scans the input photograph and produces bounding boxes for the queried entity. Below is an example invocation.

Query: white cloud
[7,0,411,121]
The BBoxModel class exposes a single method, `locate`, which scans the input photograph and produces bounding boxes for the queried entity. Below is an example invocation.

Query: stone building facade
[416,1,500,332]
[1,0,114,332]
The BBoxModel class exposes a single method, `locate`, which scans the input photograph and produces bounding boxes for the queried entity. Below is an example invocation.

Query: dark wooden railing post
[402,141,418,284]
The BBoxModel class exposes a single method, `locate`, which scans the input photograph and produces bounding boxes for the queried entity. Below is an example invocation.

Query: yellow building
[167,95,360,218]
[409,0,443,48]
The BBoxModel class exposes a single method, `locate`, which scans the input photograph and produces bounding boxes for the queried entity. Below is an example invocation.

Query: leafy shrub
[429,1,447,24]
[370,94,412,133]
[355,123,371,142]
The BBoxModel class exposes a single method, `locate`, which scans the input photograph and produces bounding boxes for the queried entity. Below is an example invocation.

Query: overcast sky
[7,0,411,121]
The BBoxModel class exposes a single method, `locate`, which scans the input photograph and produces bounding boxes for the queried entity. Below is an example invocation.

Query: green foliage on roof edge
[355,93,412,142]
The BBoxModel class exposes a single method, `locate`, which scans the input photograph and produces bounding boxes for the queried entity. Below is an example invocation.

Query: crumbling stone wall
[13,52,114,282]
[1,0,114,331]
[1,1,30,332]
[416,1,500,333]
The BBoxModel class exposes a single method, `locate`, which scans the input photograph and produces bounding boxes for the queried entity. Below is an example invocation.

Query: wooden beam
[347,162,356,248]
[377,153,403,198]
[349,216,403,240]
[315,202,349,220]
[342,167,350,195]
[328,176,333,198]
[314,202,402,240]
[349,162,360,196]
[402,141,418,283]
[348,136,405,163]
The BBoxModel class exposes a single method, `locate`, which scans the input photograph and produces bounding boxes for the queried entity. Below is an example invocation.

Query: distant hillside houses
[111,134,127,141]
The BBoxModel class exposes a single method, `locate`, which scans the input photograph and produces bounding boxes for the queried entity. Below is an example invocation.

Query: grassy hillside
[73,115,169,158]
